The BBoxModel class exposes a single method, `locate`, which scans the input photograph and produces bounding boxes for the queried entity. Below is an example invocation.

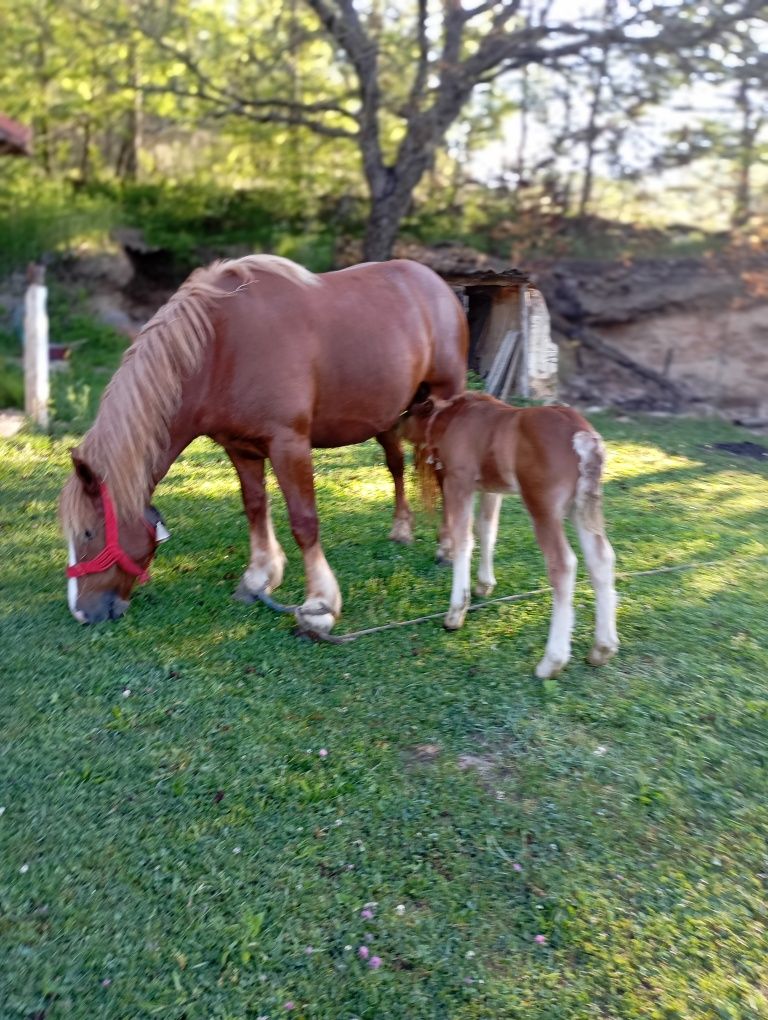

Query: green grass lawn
[1,413,767,1019]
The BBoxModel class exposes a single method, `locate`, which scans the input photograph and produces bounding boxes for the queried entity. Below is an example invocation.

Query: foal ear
[409,397,436,419]
[70,448,101,499]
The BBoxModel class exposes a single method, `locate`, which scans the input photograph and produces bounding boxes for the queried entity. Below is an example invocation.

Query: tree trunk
[732,77,756,229]
[578,0,614,217]
[120,39,143,181]
[363,185,411,261]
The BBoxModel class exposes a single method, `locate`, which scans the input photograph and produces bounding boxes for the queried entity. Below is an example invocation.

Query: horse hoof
[295,599,337,635]
[233,579,259,603]
[474,580,495,597]
[388,519,414,544]
[535,655,568,680]
[587,643,618,667]
[435,553,453,567]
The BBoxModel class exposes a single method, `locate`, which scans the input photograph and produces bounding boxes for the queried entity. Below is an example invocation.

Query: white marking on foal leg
[575,521,619,666]
[296,544,342,634]
[535,538,577,680]
[67,539,87,624]
[475,492,502,597]
[444,488,474,630]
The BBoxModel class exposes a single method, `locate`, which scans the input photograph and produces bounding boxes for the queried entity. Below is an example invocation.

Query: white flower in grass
[20,863,29,874]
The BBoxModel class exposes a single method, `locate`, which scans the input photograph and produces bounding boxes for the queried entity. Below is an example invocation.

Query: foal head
[61,450,170,624]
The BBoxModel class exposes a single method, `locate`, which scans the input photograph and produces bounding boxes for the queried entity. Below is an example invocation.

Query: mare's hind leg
[227,449,287,602]
[475,492,502,596]
[573,517,619,666]
[377,427,413,544]
[527,510,577,680]
[268,433,341,634]
[443,477,476,630]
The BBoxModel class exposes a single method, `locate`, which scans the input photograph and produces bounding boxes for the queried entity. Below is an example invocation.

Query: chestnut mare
[60,255,467,628]
[412,392,619,678]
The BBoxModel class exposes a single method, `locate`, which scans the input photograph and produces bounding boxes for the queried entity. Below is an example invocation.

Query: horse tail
[413,440,441,515]
[572,430,606,533]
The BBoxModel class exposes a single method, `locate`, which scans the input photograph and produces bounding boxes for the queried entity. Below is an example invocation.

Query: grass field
[1,412,767,1019]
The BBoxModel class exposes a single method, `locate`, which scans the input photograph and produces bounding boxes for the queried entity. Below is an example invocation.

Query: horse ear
[70,448,100,499]
[146,504,171,543]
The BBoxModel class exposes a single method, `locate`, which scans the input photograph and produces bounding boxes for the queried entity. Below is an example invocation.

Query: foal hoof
[388,518,414,544]
[295,598,336,636]
[587,643,619,667]
[474,580,496,597]
[444,608,466,631]
[435,552,453,567]
[535,655,568,680]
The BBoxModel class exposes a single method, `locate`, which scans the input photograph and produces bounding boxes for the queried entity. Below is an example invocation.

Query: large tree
[136,0,762,259]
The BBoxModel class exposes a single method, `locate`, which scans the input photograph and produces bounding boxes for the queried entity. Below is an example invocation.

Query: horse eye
[84,529,94,540]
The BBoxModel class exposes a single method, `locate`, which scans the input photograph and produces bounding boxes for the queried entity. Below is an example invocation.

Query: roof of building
[0,114,32,156]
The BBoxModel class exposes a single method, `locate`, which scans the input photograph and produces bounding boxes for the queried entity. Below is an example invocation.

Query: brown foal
[413,393,619,678]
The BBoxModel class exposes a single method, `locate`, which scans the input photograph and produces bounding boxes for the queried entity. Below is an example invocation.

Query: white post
[523,286,559,402]
[24,263,49,429]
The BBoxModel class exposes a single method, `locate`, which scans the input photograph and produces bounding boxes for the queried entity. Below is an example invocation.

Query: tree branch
[549,312,687,408]
[405,0,429,117]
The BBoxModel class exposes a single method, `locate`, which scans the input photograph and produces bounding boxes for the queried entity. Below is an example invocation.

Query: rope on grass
[263,553,768,645]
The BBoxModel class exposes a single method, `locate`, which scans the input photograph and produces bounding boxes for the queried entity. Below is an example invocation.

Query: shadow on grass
[2,420,767,1020]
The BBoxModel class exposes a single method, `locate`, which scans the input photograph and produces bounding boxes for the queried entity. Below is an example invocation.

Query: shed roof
[440,267,530,288]
[0,114,32,156]
[393,242,531,287]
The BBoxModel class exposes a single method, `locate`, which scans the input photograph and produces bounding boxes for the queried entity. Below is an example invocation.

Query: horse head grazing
[61,449,170,624]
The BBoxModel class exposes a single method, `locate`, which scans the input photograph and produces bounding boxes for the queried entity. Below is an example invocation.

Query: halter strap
[66,482,150,584]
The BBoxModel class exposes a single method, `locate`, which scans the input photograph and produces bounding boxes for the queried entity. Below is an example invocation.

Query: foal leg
[475,492,502,597]
[268,434,341,634]
[227,449,287,602]
[529,513,578,679]
[443,478,476,631]
[573,517,619,666]
[436,499,454,566]
[377,427,413,544]
[434,471,453,566]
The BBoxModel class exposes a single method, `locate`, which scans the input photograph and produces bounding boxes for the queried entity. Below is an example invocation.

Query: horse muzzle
[71,591,130,625]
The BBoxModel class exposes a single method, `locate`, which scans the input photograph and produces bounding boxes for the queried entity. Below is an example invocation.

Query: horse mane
[60,254,317,536]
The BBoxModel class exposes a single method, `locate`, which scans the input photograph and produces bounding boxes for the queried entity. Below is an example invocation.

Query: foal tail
[572,430,606,533]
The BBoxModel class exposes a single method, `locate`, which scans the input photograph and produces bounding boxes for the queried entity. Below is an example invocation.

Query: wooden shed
[439,266,558,402]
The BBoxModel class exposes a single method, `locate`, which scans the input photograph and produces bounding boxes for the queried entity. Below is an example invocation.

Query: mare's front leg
[443,476,475,630]
[268,433,341,634]
[227,448,287,602]
[377,427,413,544]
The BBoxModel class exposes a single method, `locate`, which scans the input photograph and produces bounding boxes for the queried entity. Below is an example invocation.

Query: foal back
[431,396,592,512]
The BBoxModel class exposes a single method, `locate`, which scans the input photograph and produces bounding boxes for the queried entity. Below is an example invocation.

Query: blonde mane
[60,254,317,535]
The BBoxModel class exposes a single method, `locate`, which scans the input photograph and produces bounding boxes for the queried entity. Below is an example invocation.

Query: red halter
[66,482,151,584]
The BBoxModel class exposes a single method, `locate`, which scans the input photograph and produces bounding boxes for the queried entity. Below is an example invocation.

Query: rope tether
[255,553,768,646]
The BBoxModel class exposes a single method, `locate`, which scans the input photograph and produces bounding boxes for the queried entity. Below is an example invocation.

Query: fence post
[24,262,49,428]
